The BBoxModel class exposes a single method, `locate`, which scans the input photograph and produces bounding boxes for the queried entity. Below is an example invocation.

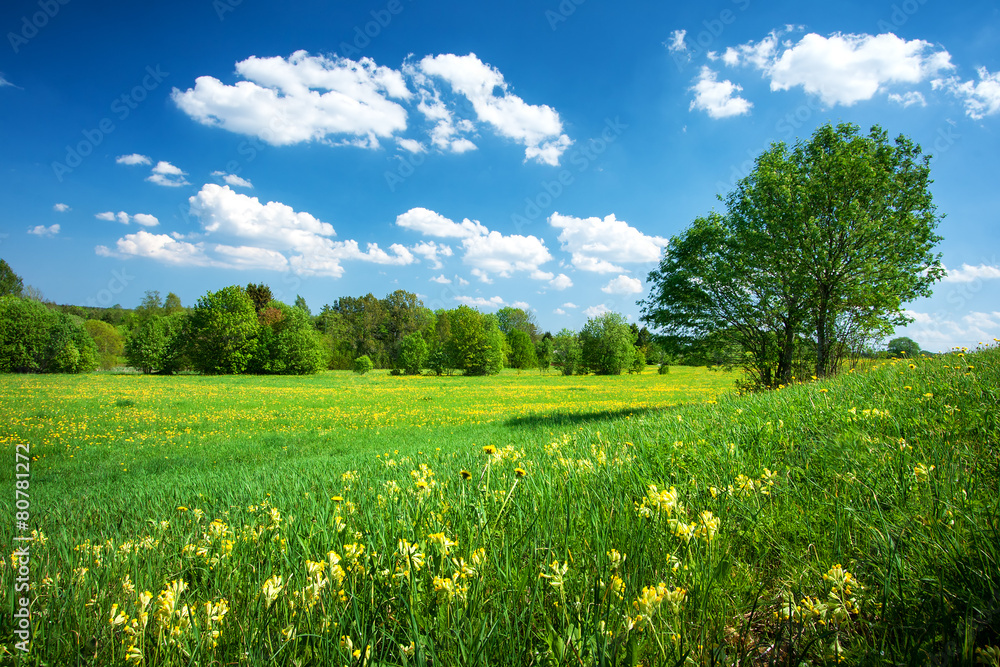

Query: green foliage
[0,258,24,297]
[658,362,670,375]
[642,122,944,388]
[629,347,646,374]
[163,292,183,314]
[552,328,582,375]
[124,316,169,374]
[446,306,505,376]
[0,296,97,373]
[245,283,273,314]
[535,335,553,373]
[254,302,326,375]
[886,336,921,358]
[187,286,260,375]
[427,344,451,376]
[496,306,539,340]
[580,312,637,375]
[293,294,311,317]
[398,332,428,375]
[353,354,374,375]
[85,320,125,370]
[506,329,538,369]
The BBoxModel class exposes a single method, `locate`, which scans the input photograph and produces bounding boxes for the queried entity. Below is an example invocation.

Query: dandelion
[459,470,472,480]
[482,445,497,455]
[514,467,527,478]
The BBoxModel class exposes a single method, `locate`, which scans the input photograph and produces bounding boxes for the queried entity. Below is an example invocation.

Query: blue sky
[1,0,998,351]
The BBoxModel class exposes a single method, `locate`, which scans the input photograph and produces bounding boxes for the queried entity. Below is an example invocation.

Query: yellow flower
[262,575,284,608]
[514,467,527,478]
[459,470,472,480]
[482,445,497,455]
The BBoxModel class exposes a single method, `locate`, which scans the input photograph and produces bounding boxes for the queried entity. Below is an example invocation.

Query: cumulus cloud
[723,31,953,107]
[101,184,411,278]
[53,203,70,212]
[95,211,158,226]
[584,304,610,319]
[395,207,488,238]
[28,224,60,237]
[172,51,411,148]
[147,161,191,187]
[941,263,1000,282]
[554,308,567,316]
[429,274,452,284]
[562,302,578,309]
[462,231,553,281]
[455,295,506,309]
[888,91,926,108]
[602,274,643,294]
[933,67,1000,119]
[397,138,425,153]
[690,67,752,118]
[212,171,253,188]
[417,53,571,165]
[410,240,453,269]
[549,273,573,290]
[116,153,152,166]
[899,309,1000,350]
[549,212,668,273]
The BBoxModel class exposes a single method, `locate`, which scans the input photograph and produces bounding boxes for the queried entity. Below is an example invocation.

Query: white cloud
[666,29,687,54]
[53,203,70,212]
[212,171,253,188]
[397,138,425,153]
[131,213,159,227]
[899,309,1000,351]
[429,274,451,284]
[95,211,158,226]
[554,308,567,316]
[562,302,578,309]
[418,53,571,165]
[888,91,926,108]
[602,274,643,294]
[584,304,610,319]
[462,231,553,280]
[28,224,60,237]
[933,67,1000,119]
[172,51,411,148]
[942,263,1000,282]
[410,240,453,269]
[115,153,151,166]
[455,295,506,309]
[0,73,13,87]
[96,230,289,271]
[395,207,488,238]
[549,212,668,273]
[457,276,470,286]
[549,273,573,290]
[726,31,953,107]
[147,161,191,187]
[690,67,752,118]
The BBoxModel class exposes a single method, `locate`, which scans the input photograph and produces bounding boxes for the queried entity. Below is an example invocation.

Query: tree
[85,319,124,370]
[496,306,539,341]
[642,122,944,387]
[551,329,582,376]
[535,334,553,373]
[886,336,921,358]
[0,296,97,373]
[294,294,311,317]
[245,283,273,314]
[187,286,260,374]
[580,312,637,375]
[0,259,23,298]
[446,306,505,376]
[354,355,374,375]
[398,332,428,375]
[164,292,184,314]
[255,302,325,374]
[506,329,537,370]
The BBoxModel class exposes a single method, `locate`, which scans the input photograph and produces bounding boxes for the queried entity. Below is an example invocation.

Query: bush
[580,312,637,375]
[398,332,428,375]
[353,355,374,375]
[629,348,646,374]
[658,363,670,375]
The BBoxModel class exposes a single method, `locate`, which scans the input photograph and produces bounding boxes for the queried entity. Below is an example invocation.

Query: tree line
[1,261,661,376]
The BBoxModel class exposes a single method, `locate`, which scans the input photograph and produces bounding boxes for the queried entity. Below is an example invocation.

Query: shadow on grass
[505,406,665,428]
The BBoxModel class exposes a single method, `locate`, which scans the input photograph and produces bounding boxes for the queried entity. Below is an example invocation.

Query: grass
[0,352,997,665]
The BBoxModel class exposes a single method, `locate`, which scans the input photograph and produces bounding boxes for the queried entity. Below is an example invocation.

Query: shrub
[658,363,670,375]
[353,355,374,375]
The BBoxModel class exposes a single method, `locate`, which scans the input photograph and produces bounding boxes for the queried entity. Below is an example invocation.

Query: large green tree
[187,286,260,374]
[580,312,637,375]
[642,122,944,387]
[446,306,505,376]
[0,259,23,298]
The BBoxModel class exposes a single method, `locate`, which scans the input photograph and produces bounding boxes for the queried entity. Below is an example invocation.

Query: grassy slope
[0,351,997,665]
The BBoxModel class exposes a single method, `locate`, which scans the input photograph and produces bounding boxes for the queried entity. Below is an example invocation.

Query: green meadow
[1,352,998,665]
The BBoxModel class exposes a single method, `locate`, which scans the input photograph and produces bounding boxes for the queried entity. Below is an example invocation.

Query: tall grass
[1,348,998,665]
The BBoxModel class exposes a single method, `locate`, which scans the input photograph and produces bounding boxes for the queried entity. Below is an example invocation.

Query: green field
[2,354,998,665]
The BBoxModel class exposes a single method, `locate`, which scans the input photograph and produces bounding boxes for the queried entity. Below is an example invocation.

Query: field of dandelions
[1,350,998,665]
